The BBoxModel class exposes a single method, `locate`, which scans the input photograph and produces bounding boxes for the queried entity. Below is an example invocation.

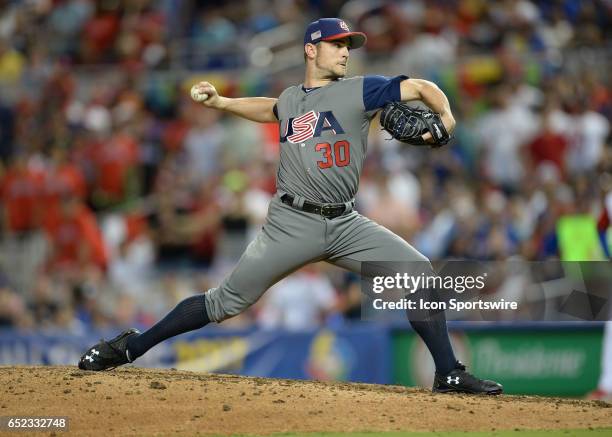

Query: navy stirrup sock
[127,294,210,360]
[407,288,457,376]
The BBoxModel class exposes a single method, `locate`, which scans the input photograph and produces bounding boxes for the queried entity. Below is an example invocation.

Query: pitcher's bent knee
[204,283,260,323]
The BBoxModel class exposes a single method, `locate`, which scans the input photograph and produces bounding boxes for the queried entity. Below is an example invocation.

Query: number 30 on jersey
[316,140,350,169]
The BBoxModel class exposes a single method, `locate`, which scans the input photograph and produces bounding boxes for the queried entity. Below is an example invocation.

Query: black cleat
[433,361,503,395]
[78,328,140,371]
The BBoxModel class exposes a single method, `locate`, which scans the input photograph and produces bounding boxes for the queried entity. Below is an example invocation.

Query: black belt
[281,194,353,219]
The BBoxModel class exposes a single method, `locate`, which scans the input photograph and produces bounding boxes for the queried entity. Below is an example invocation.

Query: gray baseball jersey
[276,75,403,203]
[204,75,432,323]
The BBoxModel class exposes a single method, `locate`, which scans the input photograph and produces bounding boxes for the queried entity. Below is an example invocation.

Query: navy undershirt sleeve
[363,75,409,111]
[272,103,279,120]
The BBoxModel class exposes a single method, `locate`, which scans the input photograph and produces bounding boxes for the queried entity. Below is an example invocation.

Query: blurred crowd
[0,0,610,332]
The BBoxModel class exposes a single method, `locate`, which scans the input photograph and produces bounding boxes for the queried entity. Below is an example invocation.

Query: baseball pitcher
[79,18,502,395]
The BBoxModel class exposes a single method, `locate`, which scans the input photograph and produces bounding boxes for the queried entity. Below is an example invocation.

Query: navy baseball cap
[304,18,367,49]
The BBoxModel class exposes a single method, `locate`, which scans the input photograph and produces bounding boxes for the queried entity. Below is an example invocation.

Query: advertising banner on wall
[0,325,391,384]
[392,324,604,396]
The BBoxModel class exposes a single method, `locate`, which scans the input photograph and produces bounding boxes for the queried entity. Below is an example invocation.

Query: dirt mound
[1,366,610,436]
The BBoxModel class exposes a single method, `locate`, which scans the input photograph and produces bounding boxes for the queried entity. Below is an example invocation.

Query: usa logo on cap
[303,18,367,49]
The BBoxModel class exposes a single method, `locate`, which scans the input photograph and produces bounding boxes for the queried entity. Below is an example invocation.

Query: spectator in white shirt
[257,265,337,331]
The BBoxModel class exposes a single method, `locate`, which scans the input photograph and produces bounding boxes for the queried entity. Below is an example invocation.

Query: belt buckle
[321,204,339,219]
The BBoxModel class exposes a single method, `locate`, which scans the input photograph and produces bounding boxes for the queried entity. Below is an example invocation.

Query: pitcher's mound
[1,366,610,436]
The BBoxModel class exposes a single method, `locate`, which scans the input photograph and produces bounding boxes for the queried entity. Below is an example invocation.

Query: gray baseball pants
[204,194,431,322]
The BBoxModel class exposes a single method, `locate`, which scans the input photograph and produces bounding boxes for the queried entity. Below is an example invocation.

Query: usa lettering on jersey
[280,111,345,143]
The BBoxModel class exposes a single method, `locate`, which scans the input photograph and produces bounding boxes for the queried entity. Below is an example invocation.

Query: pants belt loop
[290,195,299,208]
[343,200,354,215]
[292,194,306,210]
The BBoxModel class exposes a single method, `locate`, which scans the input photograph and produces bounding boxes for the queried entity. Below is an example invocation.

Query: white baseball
[190,85,209,102]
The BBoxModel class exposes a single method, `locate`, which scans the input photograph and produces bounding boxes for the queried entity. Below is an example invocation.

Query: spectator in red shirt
[527,106,568,177]
[42,194,108,273]
[80,4,121,63]
[90,129,140,210]
[41,146,87,216]
[0,153,43,234]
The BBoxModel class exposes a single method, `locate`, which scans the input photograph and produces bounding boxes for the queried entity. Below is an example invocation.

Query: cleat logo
[84,348,100,363]
[447,376,460,385]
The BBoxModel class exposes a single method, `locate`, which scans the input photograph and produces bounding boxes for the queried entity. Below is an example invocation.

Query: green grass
[227,429,612,437]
